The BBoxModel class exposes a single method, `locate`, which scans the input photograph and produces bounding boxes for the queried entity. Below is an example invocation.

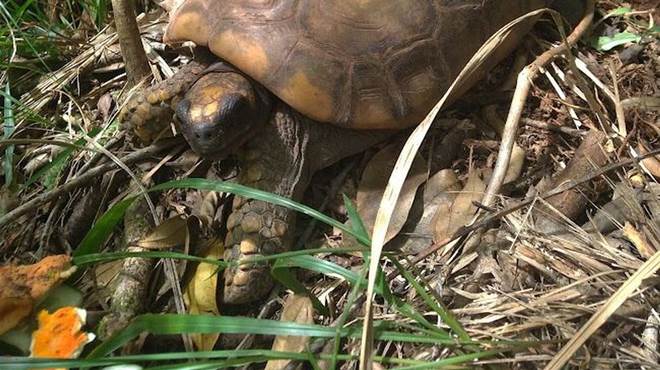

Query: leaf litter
[0,1,658,369]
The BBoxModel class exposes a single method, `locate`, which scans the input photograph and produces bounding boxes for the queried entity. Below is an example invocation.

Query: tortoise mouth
[180,120,254,160]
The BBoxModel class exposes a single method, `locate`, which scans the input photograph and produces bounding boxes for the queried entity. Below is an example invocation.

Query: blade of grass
[24,128,102,188]
[86,314,457,359]
[74,179,372,258]
[74,247,365,268]
[274,255,446,336]
[343,194,370,242]
[0,349,432,369]
[3,83,15,187]
[151,179,371,246]
[388,257,471,342]
[271,257,328,315]
[73,197,135,257]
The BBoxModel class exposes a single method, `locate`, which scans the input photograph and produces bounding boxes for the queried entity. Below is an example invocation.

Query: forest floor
[0,1,659,369]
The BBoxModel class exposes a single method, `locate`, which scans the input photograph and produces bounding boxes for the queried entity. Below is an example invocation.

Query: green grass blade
[273,255,446,336]
[3,83,15,187]
[24,128,101,188]
[389,257,472,343]
[73,197,135,257]
[74,178,371,257]
[343,193,370,243]
[87,314,457,359]
[0,349,434,369]
[152,179,371,246]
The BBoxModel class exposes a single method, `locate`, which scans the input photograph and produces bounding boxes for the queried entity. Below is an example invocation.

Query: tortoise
[122,0,551,304]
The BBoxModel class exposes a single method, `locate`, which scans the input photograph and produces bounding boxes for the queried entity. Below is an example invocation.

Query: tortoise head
[176,70,271,158]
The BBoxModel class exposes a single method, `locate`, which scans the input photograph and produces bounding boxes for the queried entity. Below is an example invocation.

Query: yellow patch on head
[203,102,219,117]
[280,72,334,122]
[212,31,269,80]
[189,106,204,122]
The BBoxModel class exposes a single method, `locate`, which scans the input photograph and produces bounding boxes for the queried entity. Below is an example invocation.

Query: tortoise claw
[222,195,290,304]
[120,61,208,144]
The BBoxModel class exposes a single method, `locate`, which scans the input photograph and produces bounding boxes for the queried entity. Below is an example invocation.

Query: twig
[521,118,585,137]
[0,137,185,228]
[481,0,595,207]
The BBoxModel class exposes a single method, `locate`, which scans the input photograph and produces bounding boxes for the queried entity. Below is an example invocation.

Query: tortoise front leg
[223,108,311,304]
[121,60,209,143]
[223,106,392,304]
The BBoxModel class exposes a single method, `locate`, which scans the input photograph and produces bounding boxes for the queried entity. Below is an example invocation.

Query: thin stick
[481,0,595,207]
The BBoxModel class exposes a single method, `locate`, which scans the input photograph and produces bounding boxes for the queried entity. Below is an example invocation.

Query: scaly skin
[221,107,391,304]
[120,60,209,143]
[223,108,311,304]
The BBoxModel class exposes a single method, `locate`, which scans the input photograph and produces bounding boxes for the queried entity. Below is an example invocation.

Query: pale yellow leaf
[265,294,315,370]
[433,170,486,242]
[184,239,223,350]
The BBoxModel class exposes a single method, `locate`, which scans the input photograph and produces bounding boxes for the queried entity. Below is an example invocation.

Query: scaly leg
[223,105,392,304]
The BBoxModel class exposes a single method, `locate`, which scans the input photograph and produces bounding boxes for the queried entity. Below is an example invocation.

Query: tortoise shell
[164,0,548,129]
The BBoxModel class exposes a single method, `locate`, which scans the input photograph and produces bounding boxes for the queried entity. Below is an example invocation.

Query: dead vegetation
[0,1,658,369]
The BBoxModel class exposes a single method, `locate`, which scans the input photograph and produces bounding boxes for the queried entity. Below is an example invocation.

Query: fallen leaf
[265,294,315,370]
[30,307,95,369]
[357,141,427,244]
[136,215,189,249]
[184,239,223,350]
[388,169,461,253]
[433,169,486,242]
[638,143,660,179]
[0,255,76,335]
[97,93,115,123]
[623,222,656,259]
[94,259,124,289]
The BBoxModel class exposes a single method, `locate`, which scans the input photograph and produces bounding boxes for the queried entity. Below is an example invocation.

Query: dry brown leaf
[623,222,656,259]
[357,141,427,244]
[0,255,76,335]
[433,169,486,243]
[638,143,660,178]
[184,240,223,350]
[136,215,188,249]
[93,260,124,289]
[388,169,460,253]
[97,93,114,123]
[265,294,315,370]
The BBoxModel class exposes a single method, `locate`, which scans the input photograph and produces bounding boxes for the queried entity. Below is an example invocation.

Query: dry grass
[0,1,658,369]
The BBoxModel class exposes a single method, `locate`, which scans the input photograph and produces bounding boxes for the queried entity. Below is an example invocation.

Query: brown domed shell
[165,0,548,129]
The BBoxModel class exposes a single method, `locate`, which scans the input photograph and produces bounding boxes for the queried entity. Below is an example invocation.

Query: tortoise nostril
[193,123,218,143]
